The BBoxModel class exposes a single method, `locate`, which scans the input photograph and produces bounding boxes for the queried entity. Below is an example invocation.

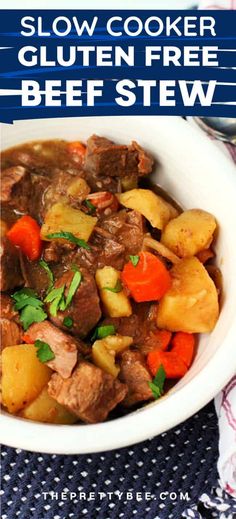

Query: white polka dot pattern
[1,403,236,518]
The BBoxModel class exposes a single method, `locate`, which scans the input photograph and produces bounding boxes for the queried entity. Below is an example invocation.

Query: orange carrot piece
[67,141,86,159]
[7,215,42,261]
[22,334,32,344]
[171,332,195,368]
[152,330,172,351]
[121,251,171,303]
[147,350,188,379]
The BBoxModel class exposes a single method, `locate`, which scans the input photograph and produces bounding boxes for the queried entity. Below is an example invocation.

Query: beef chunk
[48,267,101,338]
[0,319,22,350]
[100,210,145,257]
[102,314,143,345]
[43,240,75,265]
[119,350,153,407]
[91,227,125,270]
[41,169,76,217]
[85,135,153,181]
[130,141,154,176]
[102,303,159,353]
[48,361,128,423]
[87,210,145,270]
[98,238,125,270]
[43,241,63,264]
[75,237,125,273]
[74,246,99,274]
[20,247,74,297]
[26,321,81,378]
[84,172,120,194]
[0,237,23,291]
[31,173,51,222]
[0,294,22,350]
[118,210,145,256]
[1,166,32,212]
[0,293,18,320]
[20,254,50,297]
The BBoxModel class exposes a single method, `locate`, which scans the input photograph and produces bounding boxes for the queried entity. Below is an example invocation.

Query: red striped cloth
[215,377,236,498]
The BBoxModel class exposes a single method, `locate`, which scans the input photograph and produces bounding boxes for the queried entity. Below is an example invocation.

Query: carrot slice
[22,334,32,344]
[121,251,171,303]
[152,330,172,351]
[147,350,188,379]
[171,332,195,368]
[67,141,86,159]
[7,215,42,261]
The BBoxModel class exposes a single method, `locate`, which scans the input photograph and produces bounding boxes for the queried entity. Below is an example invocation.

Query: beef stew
[0,135,220,424]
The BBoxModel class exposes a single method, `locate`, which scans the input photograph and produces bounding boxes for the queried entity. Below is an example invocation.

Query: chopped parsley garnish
[39,259,54,292]
[129,255,139,267]
[46,231,90,250]
[71,264,80,273]
[103,280,122,293]
[12,288,47,331]
[91,324,116,342]
[65,270,82,307]
[63,316,74,328]
[44,285,66,317]
[34,339,55,363]
[148,365,166,400]
[85,199,96,214]
[44,267,82,317]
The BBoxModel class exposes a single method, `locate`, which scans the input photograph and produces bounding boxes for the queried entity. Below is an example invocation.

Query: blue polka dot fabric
[1,402,236,518]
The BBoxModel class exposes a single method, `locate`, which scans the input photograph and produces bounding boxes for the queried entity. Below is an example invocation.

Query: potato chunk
[161,209,217,258]
[117,189,178,230]
[2,344,52,413]
[40,202,97,242]
[20,387,77,424]
[95,266,132,318]
[157,257,219,333]
[67,178,90,201]
[92,335,133,377]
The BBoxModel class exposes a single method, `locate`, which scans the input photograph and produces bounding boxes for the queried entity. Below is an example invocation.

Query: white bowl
[1,116,236,454]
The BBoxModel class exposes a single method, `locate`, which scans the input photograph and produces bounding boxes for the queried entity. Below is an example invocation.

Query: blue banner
[0,9,236,122]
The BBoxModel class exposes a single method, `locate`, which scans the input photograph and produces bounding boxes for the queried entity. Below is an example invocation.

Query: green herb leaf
[44,285,66,317]
[65,270,82,308]
[153,364,166,389]
[91,324,116,342]
[14,296,44,311]
[129,255,139,267]
[63,316,74,328]
[85,199,96,214]
[44,286,65,304]
[39,260,54,292]
[12,288,43,310]
[148,365,166,400]
[34,339,55,363]
[71,264,80,273]
[103,280,122,293]
[20,306,47,331]
[46,231,90,250]
[12,287,37,302]
[45,268,82,317]
[148,382,162,399]
[12,288,47,330]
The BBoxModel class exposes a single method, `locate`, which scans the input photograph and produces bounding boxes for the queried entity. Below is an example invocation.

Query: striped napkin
[197,0,236,500]
[215,377,236,498]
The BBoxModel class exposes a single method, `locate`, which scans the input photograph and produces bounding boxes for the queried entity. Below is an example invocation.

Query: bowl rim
[1,115,236,454]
